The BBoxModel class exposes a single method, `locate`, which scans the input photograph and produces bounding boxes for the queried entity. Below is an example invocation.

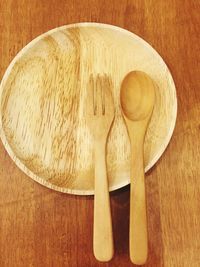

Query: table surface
[0,1,199,267]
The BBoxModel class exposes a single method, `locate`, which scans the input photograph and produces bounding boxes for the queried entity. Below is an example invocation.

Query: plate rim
[0,22,177,195]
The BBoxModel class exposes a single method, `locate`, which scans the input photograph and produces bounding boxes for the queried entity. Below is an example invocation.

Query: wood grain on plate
[0,0,200,267]
[0,23,176,194]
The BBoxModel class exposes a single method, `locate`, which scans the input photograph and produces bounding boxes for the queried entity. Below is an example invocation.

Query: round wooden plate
[0,23,177,195]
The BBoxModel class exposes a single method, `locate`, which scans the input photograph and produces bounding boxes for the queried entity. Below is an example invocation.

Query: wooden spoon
[120,71,155,265]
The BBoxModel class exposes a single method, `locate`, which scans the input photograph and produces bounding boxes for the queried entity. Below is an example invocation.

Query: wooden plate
[0,23,177,195]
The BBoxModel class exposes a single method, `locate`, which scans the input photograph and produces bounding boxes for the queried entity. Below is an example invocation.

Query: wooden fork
[86,73,114,261]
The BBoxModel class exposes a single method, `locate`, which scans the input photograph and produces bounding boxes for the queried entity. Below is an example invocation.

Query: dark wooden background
[0,1,200,266]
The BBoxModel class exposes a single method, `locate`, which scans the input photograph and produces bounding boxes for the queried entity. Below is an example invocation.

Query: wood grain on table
[0,0,199,266]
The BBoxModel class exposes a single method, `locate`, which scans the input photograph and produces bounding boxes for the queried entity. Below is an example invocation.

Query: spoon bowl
[120,71,155,121]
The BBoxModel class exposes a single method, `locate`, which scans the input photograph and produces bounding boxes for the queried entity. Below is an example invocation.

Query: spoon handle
[93,141,114,262]
[130,140,148,265]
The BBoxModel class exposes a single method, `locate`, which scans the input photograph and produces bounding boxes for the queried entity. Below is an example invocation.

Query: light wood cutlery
[85,74,114,262]
[86,71,155,264]
[120,71,155,264]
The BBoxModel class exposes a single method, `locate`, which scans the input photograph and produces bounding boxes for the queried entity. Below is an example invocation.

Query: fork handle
[93,141,114,262]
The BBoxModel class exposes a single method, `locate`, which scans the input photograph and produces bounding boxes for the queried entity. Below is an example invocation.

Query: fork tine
[96,74,103,115]
[86,74,95,115]
[103,74,115,115]
[101,75,105,115]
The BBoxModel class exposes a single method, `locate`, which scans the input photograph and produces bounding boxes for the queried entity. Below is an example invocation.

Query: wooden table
[0,1,199,266]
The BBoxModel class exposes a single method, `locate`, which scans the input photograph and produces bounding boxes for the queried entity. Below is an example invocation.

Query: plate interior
[0,23,177,195]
